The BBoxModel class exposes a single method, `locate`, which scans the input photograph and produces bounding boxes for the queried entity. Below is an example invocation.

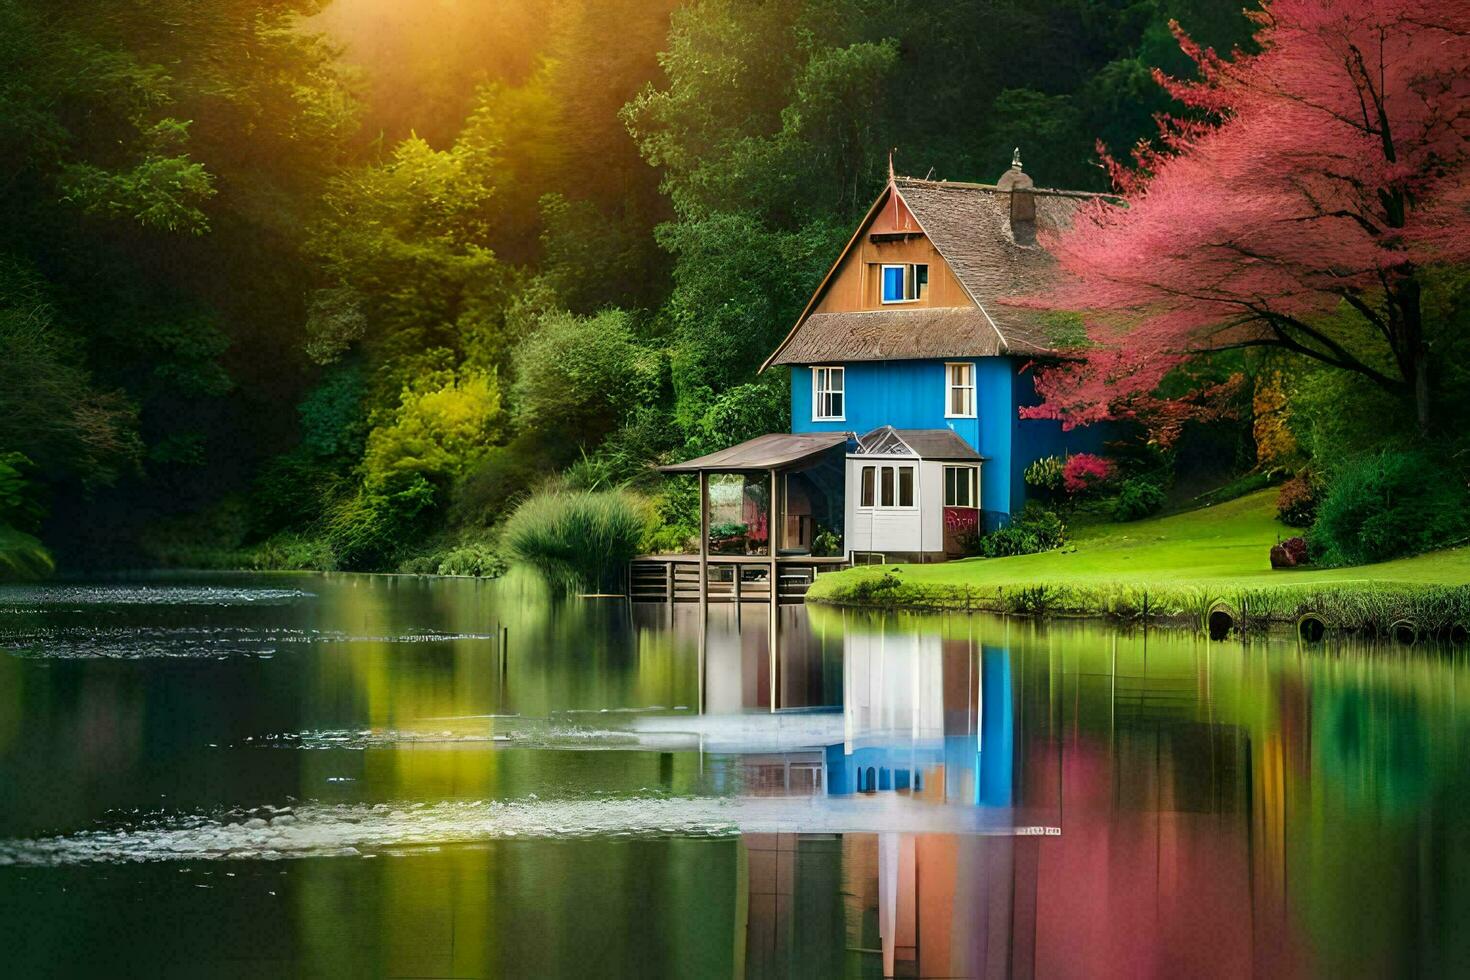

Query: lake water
[0,571,1466,978]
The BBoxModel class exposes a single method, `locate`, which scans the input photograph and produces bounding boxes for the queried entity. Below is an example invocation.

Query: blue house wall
[790,358,1101,527]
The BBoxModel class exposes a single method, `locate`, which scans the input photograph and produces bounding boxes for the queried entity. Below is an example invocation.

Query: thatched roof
[771,307,1032,363]
[764,172,1104,369]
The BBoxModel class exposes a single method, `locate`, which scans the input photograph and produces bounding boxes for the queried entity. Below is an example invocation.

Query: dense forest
[1,0,1463,579]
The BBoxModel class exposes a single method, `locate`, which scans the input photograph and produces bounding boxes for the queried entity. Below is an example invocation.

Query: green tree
[511,310,662,453]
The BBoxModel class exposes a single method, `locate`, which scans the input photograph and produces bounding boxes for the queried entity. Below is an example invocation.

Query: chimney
[996,147,1036,245]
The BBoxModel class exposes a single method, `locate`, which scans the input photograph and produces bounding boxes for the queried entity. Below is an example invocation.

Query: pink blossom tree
[1019,0,1470,437]
[1062,454,1114,495]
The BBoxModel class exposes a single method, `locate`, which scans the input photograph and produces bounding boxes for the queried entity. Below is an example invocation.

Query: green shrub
[1308,450,1470,567]
[511,309,661,449]
[811,528,842,558]
[249,450,342,537]
[398,542,508,577]
[362,367,504,489]
[847,571,906,607]
[1023,456,1065,495]
[1003,584,1060,616]
[246,533,337,571]
[980,504,1066,558]
[298,362,368,460]
[433,544,508,577]
[327,472,437,571]
[449,434,548,529]
[1110,477,1167,521]
[502,489,653,593]
[686,379,790,457]
[0,452,45,534]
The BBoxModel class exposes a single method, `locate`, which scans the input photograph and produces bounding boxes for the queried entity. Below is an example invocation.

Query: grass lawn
[807,489,1470,621]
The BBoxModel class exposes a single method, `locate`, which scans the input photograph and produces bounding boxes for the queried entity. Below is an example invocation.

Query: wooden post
[768,467,780,713]
[499,624,508,712]
[768,468,780,602]
[698,471,710,614]
[698,471,710,714]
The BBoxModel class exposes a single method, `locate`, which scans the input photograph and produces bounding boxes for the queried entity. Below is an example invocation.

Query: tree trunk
[1413,347,1432,435]
[1398,276,1432,435]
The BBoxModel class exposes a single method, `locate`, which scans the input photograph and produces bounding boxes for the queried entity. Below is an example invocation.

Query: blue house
[663,155,1104,564]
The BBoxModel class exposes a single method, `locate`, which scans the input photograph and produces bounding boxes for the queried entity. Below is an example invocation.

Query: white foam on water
[251,725,654,751]
[0,795,1029,866]
[1,626,500,660]
[0,585,314,608]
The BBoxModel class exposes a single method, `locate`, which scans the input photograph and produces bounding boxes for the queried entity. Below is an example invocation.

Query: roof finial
[888,147,897,182]
[1011,146,1023,171]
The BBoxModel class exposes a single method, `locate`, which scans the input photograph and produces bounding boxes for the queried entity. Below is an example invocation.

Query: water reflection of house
[682,608,1015,812]
[828,630,1012,808]
[739,728,1272,979]
[711,619,1290,977]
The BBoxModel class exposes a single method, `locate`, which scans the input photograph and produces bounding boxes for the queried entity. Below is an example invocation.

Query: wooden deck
[630,555,849,604]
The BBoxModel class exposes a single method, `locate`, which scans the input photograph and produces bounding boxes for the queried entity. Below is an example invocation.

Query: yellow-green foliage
[362,368,504,489]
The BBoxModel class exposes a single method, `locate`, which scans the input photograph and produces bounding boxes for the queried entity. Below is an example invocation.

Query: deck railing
[629,555,848,603]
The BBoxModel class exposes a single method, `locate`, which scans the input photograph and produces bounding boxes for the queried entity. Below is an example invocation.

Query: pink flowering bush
[1062,454,1114,495]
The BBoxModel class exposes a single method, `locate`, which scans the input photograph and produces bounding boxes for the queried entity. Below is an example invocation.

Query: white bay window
[859,463,916,509]
[944,465,979,508]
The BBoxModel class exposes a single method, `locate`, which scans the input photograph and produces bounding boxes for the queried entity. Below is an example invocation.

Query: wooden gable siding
[811,190,973,315]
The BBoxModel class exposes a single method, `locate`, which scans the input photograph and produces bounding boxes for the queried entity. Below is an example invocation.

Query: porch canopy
[659,431,850,562]
[658,431,850,473]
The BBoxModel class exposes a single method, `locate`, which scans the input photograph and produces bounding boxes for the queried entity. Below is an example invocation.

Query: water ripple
[0,796,1031,865]
[0,626,500,660]
[0,585,314,609]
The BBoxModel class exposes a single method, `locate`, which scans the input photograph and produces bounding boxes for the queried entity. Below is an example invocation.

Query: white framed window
[944,465,979,508]
[858,463,916,510]
[880,263,928,303]
[812,366,845,420]
[946,362,975,418]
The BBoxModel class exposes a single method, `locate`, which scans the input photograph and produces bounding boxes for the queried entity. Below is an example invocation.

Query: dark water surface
[0,571,1467,978]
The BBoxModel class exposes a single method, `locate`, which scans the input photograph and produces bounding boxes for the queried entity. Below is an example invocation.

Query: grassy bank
[808,490,1470,634]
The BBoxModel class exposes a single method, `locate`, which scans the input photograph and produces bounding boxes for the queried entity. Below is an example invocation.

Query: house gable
[761,166,1111,371]
[809,189,975,315]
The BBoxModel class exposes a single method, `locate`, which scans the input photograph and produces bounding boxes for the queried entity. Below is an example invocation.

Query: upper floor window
[946,362,975,418]
[812,366,844,421]
[881,263,928,304]
[944,465,979,508]
[859,463,916,509]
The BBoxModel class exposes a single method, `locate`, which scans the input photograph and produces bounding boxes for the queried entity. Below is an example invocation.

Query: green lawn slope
[808,490,1470,627]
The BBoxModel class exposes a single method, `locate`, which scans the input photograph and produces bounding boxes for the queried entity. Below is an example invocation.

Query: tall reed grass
[501,489,652,593]
[0,525,53,580]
